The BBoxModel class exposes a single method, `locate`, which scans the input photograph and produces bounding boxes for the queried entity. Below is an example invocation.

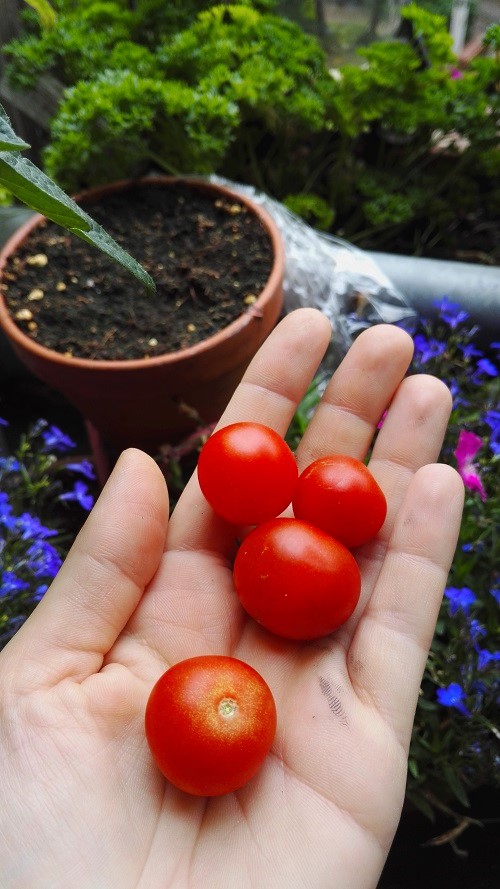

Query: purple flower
[435,297,469,329]
[445,585,476,616]
[1,570,29,597]
[454,430,487,501]
[42,425,76,453]
[436,682,471,717]
[458,342,483,360]
[0,417,9,426]
[0,456,21,473]
[16,513,58,541]
[469,619,487,643]
[26,540,62,579]
[475,358,498,379]
[477,648,500,671]
[33,583,49,602]
[65,459,96,481]
[413,334,447,364]
[491,588,500,605]
[59,481,94,511]
[0,494,17,532]
[483,408,500,456]
[448,379,469,410]
[0,492,12,518]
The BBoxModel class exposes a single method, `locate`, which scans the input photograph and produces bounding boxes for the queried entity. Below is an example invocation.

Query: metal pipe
[370,251,500,336]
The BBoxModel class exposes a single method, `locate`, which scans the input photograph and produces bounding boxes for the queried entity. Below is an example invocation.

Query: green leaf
[408,758,420,779]
[0,104,30,152]
[417,696,438,712]
[405,790,436,823]
[443,765,470,808]
[0,150,155,295]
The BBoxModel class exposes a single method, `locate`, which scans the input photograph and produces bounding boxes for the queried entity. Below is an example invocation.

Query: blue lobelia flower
[436,682,471,717]
[435,297,470,329]
[474,358,498,379]
[458,342,483,360]
[0,492,11,518]
[476,648,500,671]
[413,334,447,364]
[0,456,21,473]
[483,408,500,456]
[33,583,49,602]
[445,585,476,616]
[59,481,94,511]
[469,619,487,643]
[16,513,58,541]
[41,425,76,453]
[491,588,500,605]
[0,493,17,532]
[1,570,29,598]
[65,459,96,481]
[26,540,62,579]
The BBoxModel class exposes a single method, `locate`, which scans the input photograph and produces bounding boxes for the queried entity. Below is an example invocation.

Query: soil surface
[1,182,274,360]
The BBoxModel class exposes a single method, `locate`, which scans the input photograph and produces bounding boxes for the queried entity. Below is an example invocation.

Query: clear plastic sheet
[210,176,417,371]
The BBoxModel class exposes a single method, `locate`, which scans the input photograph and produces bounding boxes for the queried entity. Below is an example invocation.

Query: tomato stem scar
[219,698,238,718]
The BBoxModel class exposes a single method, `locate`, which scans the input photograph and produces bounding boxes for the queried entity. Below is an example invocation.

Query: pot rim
[0,176,285,370]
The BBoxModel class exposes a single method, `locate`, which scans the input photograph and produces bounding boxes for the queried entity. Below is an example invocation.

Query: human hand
[0,308,464,889]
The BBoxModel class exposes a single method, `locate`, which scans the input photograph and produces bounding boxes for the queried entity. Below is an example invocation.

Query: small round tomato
[144,655,276,796]
[293,455,387,548]
[197,422,297,525]
[233,518,360,640]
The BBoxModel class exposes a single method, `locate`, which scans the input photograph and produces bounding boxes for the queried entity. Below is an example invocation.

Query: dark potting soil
[1,182,274,360]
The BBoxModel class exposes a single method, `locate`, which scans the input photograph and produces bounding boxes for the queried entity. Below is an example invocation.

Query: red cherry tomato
[197,422,297,525]
[233,518,361,640]
[145,655,277,796]
[293,455,387,548]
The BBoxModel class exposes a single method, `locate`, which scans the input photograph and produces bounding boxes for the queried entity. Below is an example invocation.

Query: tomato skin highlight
[233,518,361,640]
[293,455,387,548]
[144,655,277,796]
[197,422,298,525]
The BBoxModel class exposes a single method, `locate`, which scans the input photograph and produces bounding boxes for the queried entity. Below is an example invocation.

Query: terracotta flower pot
[0,177,284,452]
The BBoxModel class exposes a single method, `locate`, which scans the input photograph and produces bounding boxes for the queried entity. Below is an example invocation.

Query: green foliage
[325,5,500,259]
[159,4,333,129]
[484,23,500,51]
[415,0,478,40]
[0,104,155,294]
[4,2,499,261]
[4,1,277,89]
[40,4,336,195]
[4,4,135,89]
[44,70,238,188]
[283,193,335,230]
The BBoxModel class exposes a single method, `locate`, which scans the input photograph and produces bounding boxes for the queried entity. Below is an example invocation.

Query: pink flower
[454,430,487,501]
[377,408,388,430]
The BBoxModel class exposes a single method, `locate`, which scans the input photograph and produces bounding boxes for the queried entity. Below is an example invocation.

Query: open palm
[0,309,464,889]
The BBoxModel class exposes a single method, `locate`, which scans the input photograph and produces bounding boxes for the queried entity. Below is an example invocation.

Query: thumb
[1,448,168,690]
